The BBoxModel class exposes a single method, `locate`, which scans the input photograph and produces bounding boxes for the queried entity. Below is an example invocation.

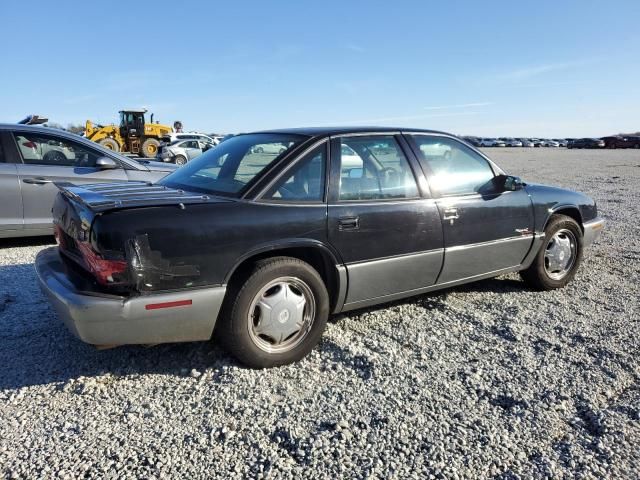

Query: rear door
[406,134,534,284]
[327,134,443,308]
[11,130,128,230]
[0,132,23,233]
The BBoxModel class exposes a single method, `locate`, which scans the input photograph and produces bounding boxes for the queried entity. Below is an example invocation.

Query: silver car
[157,139,215,165]
[0,124,177,238]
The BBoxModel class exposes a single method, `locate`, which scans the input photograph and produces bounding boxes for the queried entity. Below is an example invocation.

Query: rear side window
[13,132,103,167]
[337,135,419,201]
[410,135,496,196]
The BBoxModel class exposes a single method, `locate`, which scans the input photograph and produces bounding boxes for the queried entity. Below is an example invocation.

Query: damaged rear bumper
[35,247,225,346]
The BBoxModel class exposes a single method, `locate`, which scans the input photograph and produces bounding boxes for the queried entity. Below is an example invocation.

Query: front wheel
[141,138,160,158]
[174,155,187,166]
[520,214,583,290]
[218,257,329,368]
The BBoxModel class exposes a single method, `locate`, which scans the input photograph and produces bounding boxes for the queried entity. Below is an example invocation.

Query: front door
[11,131,128,229]
[327,134,443,308]
[406,134,534,284]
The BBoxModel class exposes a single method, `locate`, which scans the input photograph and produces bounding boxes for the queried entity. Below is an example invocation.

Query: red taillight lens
[77,242,128,285]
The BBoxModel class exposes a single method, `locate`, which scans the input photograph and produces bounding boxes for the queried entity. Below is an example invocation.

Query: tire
[255,146,264,154]
[634,144,640,149]
[43,150,68,164]
[520,214,583,290]
[174,155,187,166]
[99,138,120,152]
[218,256,329,368]
[141,138,160,158]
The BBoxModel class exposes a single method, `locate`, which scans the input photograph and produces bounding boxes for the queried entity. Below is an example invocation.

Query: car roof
[251,126,453,138]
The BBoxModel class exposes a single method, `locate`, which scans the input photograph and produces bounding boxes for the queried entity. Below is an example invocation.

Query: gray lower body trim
[340,265,521,312]
[344,249,443,305]
[35,248,225,345]
[582,217,605,247]
[438,235,534,284]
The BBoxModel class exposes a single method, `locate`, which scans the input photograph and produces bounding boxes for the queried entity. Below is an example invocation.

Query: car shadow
[0,262,237,391]
[1,261,529,390]
[330,276,529,321]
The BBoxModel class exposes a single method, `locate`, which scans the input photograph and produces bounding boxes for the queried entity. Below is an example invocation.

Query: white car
[161,132,218,146]
[552,138,568,147]
[499,138,523,147]
[517,138,535,147]
[251,142,291,155]
[157,139,215,165]
[480,138,506,147]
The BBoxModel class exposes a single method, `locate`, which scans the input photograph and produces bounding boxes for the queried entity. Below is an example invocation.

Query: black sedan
[36,127,605,367]
[567,138,605,149]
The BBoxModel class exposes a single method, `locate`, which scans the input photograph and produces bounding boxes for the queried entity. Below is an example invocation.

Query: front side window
[410,135,495,196]
[263,144,326,202]
[159,133,305,196]
[337,135,418,201]
[13,132,103,167]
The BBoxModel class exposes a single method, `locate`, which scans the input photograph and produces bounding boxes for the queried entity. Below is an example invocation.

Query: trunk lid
[52,181,231,290]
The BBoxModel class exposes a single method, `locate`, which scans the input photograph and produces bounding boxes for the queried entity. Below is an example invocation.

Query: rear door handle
[443,207,459,224]
[23,177,53,185]
[338,216,359,231]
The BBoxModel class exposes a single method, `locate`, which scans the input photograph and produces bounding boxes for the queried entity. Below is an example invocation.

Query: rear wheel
[99,138,120,152]
[218,257,329,368]
[141,138,160,158]
[174,155,187,166]
[520,215,583,290]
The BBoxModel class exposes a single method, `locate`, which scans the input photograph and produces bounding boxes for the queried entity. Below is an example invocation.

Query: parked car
[567,138,605,149]
[543,139,560,147]
[515,138,534,147]
[552,138,568,147]
[250,142,292,155]
[36,127,604,367]
[157,139,216,165]
[601,135,640,149]
[499,138,523,147]
[480,138,506,147]
[161,132,218,146]
[0,124,176,238]
[461,136,482,147]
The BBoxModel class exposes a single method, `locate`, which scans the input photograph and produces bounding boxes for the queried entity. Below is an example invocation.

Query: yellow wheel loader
[84,109,173,158]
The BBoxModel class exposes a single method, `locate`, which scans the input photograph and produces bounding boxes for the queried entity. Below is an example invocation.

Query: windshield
[158,133,306,196]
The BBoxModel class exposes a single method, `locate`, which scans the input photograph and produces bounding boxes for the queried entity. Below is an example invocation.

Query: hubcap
[544,229,577,280]
[247,276,315,353]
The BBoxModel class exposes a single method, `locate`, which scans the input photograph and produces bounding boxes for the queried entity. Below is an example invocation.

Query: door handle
[443,207,459,224]
[23,177,53,185]
[338,216,359,231]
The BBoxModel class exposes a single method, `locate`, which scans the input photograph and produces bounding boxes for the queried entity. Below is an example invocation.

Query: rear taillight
[77,242,128,285]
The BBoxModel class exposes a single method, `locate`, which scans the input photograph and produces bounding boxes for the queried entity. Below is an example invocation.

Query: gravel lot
[1,148,638,479]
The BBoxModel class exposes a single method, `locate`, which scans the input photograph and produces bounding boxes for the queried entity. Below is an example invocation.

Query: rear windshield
[158,133,306,196]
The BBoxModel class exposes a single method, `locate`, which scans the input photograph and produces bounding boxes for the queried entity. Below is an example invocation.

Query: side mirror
[95,157,118,169]
[502,175,524,191]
